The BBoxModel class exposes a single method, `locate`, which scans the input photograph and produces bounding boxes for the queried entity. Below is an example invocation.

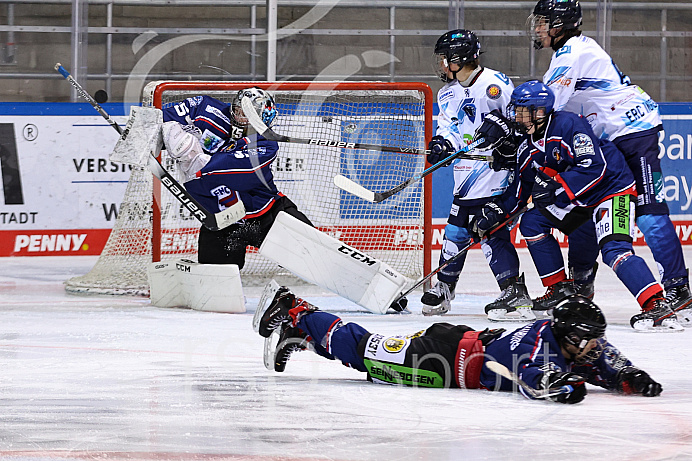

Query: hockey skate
[532,279,576,316]
[257,285,317,338]
[272,325,311,372]
[485,274,536,322]
[630,296,684,332]
[571,262,598,299]
[665,283,692,325]
[421,280,456,316]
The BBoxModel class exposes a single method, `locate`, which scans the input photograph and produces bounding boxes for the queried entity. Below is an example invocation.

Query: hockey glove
[490,135,520,172]
[427,135,456,166]
[541,370,587,404]
[616,366,662,397]
[470,201,507,240]
[477,327,506,346]
[473,109,513,151]
[531,170,561,209]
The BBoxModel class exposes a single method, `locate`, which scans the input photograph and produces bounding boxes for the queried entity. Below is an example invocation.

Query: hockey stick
[241,96,491,161]
[54,63,244,231]
[485,361,573,399]
[392,202,534,304]
[333,137,486,203]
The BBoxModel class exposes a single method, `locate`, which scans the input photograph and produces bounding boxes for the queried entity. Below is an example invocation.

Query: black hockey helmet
[433,30,482,82]
[552,295,607,363]
[528,0,582,49]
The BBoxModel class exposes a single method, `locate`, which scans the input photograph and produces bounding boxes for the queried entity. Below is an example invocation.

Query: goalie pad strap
[455,331,484,389]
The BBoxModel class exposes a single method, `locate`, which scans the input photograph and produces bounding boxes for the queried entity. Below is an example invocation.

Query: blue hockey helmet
[232,87,277,129]
[552,295,607,363]
[433,29,482,82]
[507,80,555,134]
[528,0,582,49]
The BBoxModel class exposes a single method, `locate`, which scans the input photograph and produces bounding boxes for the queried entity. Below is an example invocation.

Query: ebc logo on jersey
[573,133,595,157]
[486,84,502,100]
[383,337,406,353]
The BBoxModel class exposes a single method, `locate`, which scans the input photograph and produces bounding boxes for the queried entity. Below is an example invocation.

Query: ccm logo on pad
[337,245,377,266]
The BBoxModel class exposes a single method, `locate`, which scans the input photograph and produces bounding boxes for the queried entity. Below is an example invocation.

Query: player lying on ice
[256,287,662,403]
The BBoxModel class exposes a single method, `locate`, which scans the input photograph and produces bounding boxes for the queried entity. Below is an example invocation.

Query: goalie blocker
[258,212,411,314]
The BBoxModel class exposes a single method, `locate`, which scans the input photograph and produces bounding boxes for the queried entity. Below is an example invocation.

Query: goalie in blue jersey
[255,286,662,404]
[160,88,312,268]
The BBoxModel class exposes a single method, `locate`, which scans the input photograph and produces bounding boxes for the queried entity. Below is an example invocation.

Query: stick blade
[485,361,514,381]
[333,174,376,202]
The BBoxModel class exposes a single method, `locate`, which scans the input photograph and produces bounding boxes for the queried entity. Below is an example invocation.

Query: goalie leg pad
[111,106,163,166]
[148,259,245,313]
[259,212,410,314]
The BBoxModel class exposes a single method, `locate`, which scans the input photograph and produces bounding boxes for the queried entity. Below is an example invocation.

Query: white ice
[1,248,691,461]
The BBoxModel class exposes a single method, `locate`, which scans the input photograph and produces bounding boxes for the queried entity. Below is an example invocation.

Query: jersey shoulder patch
[573,133,595,157]
[486,84,502,100]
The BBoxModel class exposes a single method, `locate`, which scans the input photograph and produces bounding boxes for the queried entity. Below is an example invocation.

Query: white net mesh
[65,81,431,295]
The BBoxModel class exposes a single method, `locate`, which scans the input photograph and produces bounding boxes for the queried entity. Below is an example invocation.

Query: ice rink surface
[1,248,691,461]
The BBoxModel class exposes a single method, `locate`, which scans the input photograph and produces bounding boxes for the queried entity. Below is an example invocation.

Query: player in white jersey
[422,30,533,321]
[526,0,692,325]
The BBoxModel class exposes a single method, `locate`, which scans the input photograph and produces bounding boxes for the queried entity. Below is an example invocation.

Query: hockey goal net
[65,81,433,295]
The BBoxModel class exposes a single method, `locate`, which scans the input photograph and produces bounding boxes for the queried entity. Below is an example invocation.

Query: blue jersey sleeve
[571,340,633,390]
[162,95,234,153]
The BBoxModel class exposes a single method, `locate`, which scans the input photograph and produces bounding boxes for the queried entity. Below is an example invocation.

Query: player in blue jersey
[161,87,312,267]
[255,287,662,403]
[526,0,691,325]
[472,81,683,331]
[422,30,532,321]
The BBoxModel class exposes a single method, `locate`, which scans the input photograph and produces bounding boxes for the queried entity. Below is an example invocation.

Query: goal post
[65,81,433,295]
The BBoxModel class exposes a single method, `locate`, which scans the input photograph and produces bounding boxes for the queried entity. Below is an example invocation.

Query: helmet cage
[527,0,582,49]
[231,87,278,128]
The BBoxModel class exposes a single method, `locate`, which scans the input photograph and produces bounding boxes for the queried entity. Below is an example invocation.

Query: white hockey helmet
[231,87,277,129]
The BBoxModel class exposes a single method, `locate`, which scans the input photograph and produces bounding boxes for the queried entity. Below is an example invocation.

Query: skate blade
[253,279,282,333]
[263,329,281,371]
[487,306,536,322]
[673,308,692,325]
[632,318,685,333]
[422,302,451,316]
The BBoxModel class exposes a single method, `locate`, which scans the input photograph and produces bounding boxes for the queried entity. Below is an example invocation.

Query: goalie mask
[507,80,554,136]
[231,87,277,130]
[527,0,582,50]
[433,30,482,83]
[552,295,607,364]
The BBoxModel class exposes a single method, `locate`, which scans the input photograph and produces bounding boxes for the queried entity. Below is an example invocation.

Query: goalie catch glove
[616,366,662,397]
[427,135,456,166]
[531,169,560,209]
[541,369,587,404]
[470,201,507,240]
[473,109,513,151]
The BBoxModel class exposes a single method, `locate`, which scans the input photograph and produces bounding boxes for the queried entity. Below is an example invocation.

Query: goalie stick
[484,361,574,399]
[333,137,486,203]
[54,63,244,231]
[241,96,491,161]
[392,202,534,304]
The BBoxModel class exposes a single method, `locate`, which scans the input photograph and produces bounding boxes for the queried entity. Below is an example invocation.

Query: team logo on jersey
[459,98,476,123]
[383,337,406,353]
[552,147,562,162]
[201,129,224,153]
[573,133,595,157]
[486,84,502,100]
